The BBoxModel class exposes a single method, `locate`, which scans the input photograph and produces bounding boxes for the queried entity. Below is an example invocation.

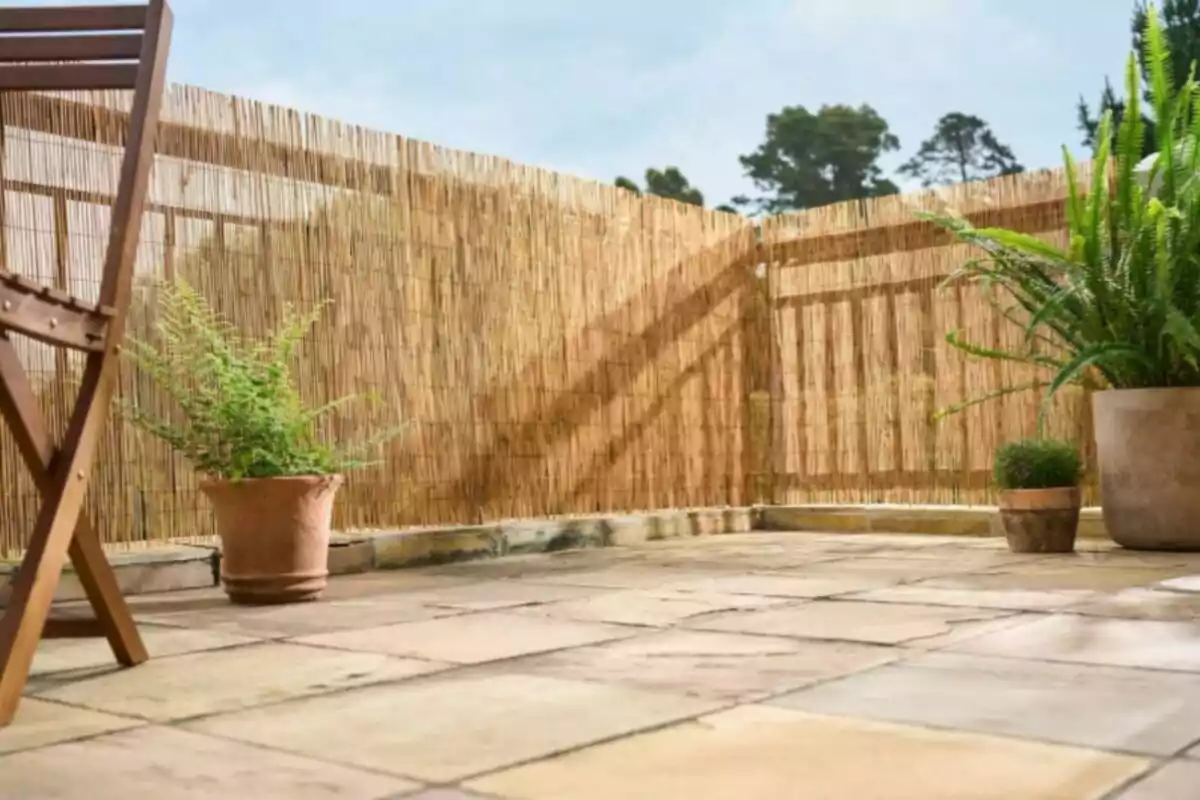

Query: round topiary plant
[993,439,1081,491]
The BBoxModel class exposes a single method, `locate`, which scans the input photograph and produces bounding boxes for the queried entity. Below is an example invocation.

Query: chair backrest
[0,1,172,321]
[0,4,160,91]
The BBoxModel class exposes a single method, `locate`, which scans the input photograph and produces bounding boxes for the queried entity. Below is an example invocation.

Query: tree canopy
[733,104,900,214]
[898,112,1023,187]
[614,166,704,206]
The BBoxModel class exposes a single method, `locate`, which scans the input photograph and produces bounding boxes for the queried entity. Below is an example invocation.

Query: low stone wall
[756,505,1107,540]
[1,504,1110,601]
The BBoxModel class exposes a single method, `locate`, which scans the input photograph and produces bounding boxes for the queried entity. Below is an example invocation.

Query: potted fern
[926,7,1200,550]
[126,280,399,604]
[993,440,1082,553]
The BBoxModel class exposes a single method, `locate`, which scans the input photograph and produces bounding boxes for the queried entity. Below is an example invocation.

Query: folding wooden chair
[0,1,172,726]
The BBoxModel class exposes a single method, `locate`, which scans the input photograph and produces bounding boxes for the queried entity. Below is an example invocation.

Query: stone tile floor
[5,531,1200,798]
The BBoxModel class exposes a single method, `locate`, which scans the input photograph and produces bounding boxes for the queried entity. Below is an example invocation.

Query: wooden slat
[42,617,106,639]
[0,5,147,33]
[0,33,143,62]
[0,63,137,90]
[0,281,108,352]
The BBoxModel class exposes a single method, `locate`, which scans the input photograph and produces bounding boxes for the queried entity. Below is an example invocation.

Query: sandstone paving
[924,563,1199,593]
[684,599,1027,647]
[0,725,419,799]
[664,573,899,599]
[951,614,1200,672]
[392,579,607,611]
[135,596,468,638]
[8,531,1200,798]
[0,698,141,755]
[35,641,448,721]
[512,587,788,627]
[846,583,1096,612]
[30,624,258,678]
[491,629,898,701]
[1067,588,1200,621]
[772,651,1200,755]
[294,610,636,664]
[1113,760,1200,799]
[467,704,1149,800]
[186,672,719,783]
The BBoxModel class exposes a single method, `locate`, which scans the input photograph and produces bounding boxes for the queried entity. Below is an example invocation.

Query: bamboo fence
[0,84,1092,555]
[763,169,1096,506]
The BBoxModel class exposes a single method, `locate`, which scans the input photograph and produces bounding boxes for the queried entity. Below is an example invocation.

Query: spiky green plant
[124,279,403,480]
[927,6,1200,420]
[993,439,1082,490]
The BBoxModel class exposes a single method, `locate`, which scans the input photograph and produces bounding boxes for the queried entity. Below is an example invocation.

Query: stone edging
[755,504,1108,540]
[0,504,1111,601]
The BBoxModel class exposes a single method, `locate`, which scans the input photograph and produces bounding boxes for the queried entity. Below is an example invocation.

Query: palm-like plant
[927,6,1200,415]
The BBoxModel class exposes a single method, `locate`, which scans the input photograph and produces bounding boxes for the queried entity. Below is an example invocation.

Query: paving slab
[186,672,718,783]
[951,614,1200,672]
[401,791,495,800]
[137,596,467,638]
[1068,588,1200,621]
[467,704,1148,800]
[926,563,1198,592]
[294,611,635,664]
[684,599,1023,647]
[495,629,897,701]
[30,624,258,678]
[0,725,418,799]
[772,651,1200,755]
[846,583,1095,612]
[513,588,787,627]
[665,573,895,599]
[395,580,606,611]
[1158,575,1200,593]
[519,566,729,590]
[36,642,447,721]
[0,698,140,755]
[769,555,988,582]
[1114,760,1200,799]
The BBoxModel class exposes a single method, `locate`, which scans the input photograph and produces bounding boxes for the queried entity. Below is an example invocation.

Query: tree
[613,166,704,206]
[1078,0,1200,155]
[735,104,900,214]
[898,113,1024,187]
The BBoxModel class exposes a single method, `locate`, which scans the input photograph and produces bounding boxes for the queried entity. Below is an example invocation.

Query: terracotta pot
[998,487,1080,554]
[200,475,343,604]
[1094,388,1200,551]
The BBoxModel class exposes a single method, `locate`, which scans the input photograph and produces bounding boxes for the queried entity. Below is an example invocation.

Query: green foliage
[993,439,1082,490]
[899,112,1024,187]
[615,167,705,206]
[1078,0,1200,155]
[927,7,1200,419]
[736,103,900,214]
[124,279,402,480]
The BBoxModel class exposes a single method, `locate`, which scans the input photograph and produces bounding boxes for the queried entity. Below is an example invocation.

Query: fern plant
[124,279,401,480]
[926,5,1200,418]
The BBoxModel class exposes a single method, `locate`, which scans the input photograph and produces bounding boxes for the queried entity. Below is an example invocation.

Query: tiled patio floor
[5,531,1200,798]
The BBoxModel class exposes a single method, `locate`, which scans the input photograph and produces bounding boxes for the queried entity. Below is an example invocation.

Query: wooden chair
[0,1,172,725]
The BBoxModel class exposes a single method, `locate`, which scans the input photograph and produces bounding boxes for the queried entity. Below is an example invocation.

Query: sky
[42,0,1138,206]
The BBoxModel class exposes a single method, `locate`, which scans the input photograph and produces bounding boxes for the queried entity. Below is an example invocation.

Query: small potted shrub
[125,280,400,604]
[993,439,1082,554]
[926,9,1200,549]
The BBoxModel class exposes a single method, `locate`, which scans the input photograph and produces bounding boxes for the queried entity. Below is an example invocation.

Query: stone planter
[998,487,1080,554]
[200,475,343,604]
[1093,388,1200,550]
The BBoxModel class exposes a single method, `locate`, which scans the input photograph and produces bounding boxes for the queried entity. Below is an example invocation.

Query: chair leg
[0,346,138,726]
[0,338,147,669]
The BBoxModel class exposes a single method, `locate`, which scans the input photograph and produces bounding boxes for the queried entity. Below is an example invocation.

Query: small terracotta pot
[998,487,1080,554]
[200,475,343,605]
[1093,388,1200,550]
